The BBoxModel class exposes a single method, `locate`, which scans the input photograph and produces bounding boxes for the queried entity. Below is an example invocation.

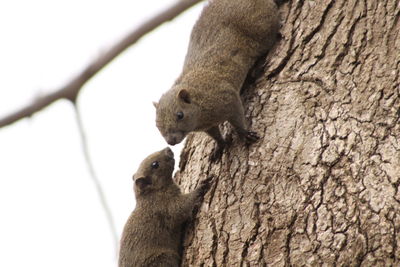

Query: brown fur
[154,0,280,161]
[118,147,209,267]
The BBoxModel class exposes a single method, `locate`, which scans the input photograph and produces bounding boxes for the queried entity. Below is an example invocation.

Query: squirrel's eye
[176,111,184,120]
[151,161,159,169]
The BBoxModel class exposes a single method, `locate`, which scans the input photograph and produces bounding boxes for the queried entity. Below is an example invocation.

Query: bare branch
[0,0,202,128]
[74,105,119,249]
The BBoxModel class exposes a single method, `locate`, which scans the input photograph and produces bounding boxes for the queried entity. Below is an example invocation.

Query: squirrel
[154,0,280,161]
[118,147,210,267]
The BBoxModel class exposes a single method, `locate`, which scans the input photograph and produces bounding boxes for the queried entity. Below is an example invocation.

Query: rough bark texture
[176,0,400,266]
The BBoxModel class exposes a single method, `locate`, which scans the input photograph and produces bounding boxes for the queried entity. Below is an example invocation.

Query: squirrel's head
[154,88,200,145]
[132,147,175,196]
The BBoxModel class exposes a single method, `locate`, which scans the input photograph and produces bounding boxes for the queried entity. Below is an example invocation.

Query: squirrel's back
[119,206,181,267]
[183,0,279,73]
[154,0,280,156]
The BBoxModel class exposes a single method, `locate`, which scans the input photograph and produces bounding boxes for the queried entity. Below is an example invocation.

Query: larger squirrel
[118,147,210,267]
[154,0,280,160]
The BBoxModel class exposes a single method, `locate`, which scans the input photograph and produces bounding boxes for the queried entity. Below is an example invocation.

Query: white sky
[0,1,203,266]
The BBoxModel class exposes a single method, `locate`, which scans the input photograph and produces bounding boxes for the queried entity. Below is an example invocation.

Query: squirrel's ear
[178,89,191,104]
[135,176,152,191]
[152,101,158,108]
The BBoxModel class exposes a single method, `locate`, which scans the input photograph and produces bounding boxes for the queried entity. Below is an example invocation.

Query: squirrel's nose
[163,147,174,158]
[167,137,177,145]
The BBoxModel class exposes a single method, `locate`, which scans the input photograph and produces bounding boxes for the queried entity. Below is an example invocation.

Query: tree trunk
[177,0,400,266]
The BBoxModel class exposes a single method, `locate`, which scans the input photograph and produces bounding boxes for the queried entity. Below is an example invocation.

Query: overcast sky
[0,1,202,266]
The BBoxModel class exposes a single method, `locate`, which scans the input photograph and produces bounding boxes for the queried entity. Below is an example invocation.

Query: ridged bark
[177,0,400,266]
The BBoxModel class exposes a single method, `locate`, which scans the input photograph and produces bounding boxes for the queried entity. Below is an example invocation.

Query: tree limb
[74,106,119,250]
[0,0,202,128]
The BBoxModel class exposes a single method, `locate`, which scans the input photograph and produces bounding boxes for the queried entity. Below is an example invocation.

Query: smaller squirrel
[118,147,210,267]
[154,0,280,161]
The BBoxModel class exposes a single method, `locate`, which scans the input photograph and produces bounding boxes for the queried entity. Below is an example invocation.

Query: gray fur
[118,148,209,267]
[155,0,280,161]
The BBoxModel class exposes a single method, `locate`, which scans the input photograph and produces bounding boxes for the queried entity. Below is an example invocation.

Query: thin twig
[0,0,203,128]
[74,105,119,249]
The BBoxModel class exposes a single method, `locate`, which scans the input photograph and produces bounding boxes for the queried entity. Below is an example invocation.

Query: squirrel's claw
[243,131,259,144]
[198,175,214,195]
[210,144,224,162]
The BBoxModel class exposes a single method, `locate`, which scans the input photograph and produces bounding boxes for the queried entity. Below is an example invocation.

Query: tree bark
[177,0,400,266]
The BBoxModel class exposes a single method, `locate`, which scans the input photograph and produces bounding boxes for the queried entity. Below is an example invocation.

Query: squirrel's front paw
[210,146,223,162]
[210,138,232,162]
[197,175,214,196]
[241,130,260,144]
